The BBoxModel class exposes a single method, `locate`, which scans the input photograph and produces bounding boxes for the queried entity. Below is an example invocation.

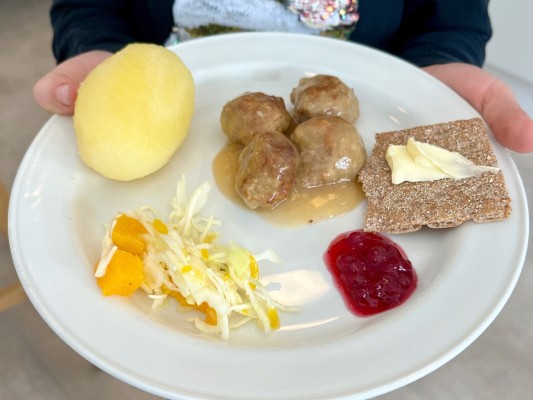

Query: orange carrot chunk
[97,249,144,296]
[111,214,148,255]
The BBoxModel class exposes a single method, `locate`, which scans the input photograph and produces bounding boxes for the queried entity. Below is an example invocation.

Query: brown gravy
[212,143,365,228]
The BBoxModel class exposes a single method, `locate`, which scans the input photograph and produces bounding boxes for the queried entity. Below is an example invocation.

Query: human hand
[423,63,533,153]
[33,50,112,116]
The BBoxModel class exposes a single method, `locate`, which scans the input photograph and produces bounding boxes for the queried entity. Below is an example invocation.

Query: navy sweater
[50,0,491,67]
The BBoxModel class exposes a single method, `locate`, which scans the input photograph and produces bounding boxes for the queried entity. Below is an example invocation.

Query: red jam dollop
[324,230,417,316]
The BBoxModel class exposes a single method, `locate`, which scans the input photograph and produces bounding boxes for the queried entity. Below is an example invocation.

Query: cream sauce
[212,143,365,228]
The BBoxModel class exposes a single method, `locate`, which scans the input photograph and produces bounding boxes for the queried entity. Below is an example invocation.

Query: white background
[486,0,533,84]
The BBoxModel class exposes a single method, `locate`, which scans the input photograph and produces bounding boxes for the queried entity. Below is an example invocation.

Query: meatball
[290,75,359,124]
[235,131,299,209]
[220,92,293,145]
[291,116,366,188]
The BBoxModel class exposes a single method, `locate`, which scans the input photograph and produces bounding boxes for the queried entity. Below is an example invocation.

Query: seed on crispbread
[358,118,511,234]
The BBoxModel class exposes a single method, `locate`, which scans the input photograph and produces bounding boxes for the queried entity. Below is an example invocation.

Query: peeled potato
[74,43,195,181]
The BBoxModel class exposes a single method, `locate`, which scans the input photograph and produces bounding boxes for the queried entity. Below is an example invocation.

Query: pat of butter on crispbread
[358,118,511,234]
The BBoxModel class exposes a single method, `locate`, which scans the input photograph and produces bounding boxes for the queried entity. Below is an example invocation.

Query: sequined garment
[168,0,359,43]
[287,0,359,30]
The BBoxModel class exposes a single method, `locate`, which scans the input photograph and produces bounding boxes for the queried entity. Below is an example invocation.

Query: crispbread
[358,118,512,233]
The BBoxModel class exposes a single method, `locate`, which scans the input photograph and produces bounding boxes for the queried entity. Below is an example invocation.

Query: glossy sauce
[212,143,365,227]
[324,230,417,316]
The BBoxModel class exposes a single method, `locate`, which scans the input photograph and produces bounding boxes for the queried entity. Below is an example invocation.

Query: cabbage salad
[95,176,289,339]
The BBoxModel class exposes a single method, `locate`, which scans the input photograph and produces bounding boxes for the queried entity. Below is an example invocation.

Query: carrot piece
[198,302,217,325]
[96,249,144,296]
[153,219,168,234]
[111,214,148,255]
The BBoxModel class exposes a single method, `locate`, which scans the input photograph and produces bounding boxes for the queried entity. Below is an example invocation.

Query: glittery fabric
[169,0,358,43]
[358,118,512,234]
[287,0,359,30]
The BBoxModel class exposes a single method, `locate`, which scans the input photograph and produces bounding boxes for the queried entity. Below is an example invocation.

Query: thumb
[423,63,533,153]
[33,50,112,116]
[480,79,533,153]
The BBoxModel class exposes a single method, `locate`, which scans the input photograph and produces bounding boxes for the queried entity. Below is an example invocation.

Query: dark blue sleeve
[51,0,491,67]
[350,0,491,67]
[392,0,492,67]
[51,0,174,63]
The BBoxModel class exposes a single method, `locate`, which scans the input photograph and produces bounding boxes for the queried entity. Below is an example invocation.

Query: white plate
[9,33,529,400]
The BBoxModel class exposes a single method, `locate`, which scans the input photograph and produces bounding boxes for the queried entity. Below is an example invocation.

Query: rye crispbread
[358,118,512,233]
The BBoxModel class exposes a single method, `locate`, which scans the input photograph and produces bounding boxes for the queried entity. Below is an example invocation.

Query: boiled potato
[74,43,195,181]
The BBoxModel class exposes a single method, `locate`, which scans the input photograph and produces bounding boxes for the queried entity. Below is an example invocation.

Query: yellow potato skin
[74,43,195,181]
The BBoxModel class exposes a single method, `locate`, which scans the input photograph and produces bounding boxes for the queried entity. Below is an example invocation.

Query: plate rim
[8,32,530,400]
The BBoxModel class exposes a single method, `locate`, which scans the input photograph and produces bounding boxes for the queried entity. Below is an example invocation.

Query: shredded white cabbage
[99,175,286,339]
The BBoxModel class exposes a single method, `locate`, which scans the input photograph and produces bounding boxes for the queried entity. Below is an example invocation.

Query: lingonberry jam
[324,230,417,316]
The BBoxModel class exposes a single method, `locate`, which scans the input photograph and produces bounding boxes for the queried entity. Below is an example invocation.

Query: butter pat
[386,137,500,184]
